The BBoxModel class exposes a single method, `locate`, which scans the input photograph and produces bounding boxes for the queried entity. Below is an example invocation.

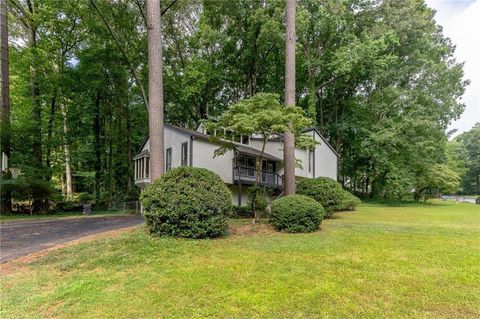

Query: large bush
[141,167,231,238]
[336,191,361,211]
[297,177,343,217]
[270,195,325,233]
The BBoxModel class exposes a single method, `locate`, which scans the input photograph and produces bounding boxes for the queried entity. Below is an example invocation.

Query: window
[166,148,172,171]
[236,155,256,177]
[246,156,255,168]
[181,142,188,166]
[246,156,256,177]
[237,155,246,167]
[241,135,249,145]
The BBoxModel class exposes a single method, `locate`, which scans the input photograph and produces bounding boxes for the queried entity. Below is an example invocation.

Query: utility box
[83,204,92,215]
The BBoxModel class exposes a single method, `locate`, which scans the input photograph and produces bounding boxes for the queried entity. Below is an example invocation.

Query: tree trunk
[251,138,268,224]
[93,93,101,202]
[27,2,42,170]
[26,0,44,213]
[126,105,133,193]
[146,0,165,180]
[45,96,56,181]
[61,102,73,200]
[307,70,316,121]
[1,0,11,213]
[283,0,296,196]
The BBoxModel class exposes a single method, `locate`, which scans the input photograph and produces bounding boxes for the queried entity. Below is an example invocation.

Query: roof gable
[302,127,339,157]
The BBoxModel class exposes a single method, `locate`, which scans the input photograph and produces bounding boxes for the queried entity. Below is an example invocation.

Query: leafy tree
[1,0,11,212]
[414,164,461,201]
[205,93,314,220]
[455,123,480,194]
[3,0,470,212]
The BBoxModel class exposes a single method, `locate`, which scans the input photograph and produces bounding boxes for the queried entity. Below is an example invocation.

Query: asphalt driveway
[0,215,143,263]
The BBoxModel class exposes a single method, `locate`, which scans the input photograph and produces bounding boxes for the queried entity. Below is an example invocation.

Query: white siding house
[134,124,338,205]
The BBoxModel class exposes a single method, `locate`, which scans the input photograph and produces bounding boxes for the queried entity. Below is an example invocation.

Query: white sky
[425,0,480,136]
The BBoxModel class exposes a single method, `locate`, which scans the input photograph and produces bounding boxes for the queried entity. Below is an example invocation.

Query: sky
[425,0,480,137]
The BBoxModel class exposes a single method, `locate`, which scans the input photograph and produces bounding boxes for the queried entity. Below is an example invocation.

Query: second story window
[241,135,249,145]
[181,142,188,166]
[166,148,172,171]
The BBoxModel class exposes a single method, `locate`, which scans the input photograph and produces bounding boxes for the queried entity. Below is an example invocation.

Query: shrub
[297,177,343,217]
[336,191,361,211]
[230,205,253,218]
[270,195,325,233]
[78,192,94,203]
[141,167,231,238]
[247,186,269,218]
[54,201,83,212]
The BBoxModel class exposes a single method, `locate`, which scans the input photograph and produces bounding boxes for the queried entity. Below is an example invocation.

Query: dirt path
[0,215,143,263]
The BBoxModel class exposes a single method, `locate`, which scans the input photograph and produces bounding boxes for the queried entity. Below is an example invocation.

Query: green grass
[0,210,132,223]
[1,200,479,318]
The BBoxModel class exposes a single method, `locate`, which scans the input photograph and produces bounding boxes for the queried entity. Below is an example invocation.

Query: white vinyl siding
[192,139,234,184]
[314,131,338,180]
[248,130,337,180]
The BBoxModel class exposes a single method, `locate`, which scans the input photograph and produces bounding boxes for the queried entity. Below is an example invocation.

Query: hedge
[270,195,325,233]
[297,177,343,217]
[141,167,231,238]
[336,190,361,211]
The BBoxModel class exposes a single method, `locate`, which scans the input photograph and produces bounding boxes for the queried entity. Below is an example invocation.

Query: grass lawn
[0,210,132,223]
[1,200,479,318]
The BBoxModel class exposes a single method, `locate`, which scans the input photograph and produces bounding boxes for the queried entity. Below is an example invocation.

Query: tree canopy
[1,0,470,212]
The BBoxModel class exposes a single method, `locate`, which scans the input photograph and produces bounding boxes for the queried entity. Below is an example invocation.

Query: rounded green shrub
[336,191,361,211]
[297,177,343,218]
[270,195,325,233]
[140,167,231,238]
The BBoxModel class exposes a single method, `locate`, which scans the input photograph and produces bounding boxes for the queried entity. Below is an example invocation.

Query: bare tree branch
[161,0,178,16]
[133,0,147,27]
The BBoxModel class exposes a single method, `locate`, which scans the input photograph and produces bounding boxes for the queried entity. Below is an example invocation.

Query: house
[134,124,338,206]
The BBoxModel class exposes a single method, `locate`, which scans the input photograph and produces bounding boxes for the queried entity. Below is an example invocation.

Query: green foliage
[229,205,253,219]
[454,123,480,194]
[414,164,461,201]
[297,177,344,217]
[78,193,94,203]
[140,167,231,238]
[270,195,325,233]
[6,0,469,212]
[204,93,316,156]
[246,186,269,215]
[336,191,361,211]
